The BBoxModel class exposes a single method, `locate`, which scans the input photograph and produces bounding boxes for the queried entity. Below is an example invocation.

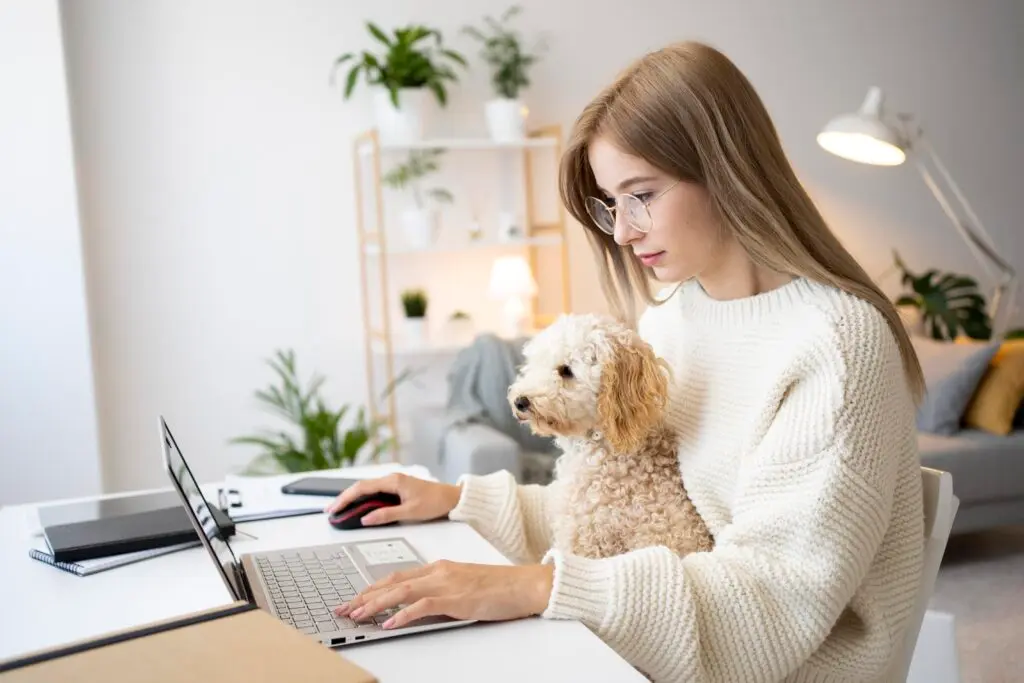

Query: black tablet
[279,476,359,497]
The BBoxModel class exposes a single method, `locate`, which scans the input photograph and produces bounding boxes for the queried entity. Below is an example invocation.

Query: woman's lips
[637,251,665,267]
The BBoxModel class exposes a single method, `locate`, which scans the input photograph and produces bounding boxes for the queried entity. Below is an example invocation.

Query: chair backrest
[888,467,959,681]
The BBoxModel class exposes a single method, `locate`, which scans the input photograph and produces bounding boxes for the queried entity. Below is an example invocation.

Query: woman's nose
[613,212,641,246]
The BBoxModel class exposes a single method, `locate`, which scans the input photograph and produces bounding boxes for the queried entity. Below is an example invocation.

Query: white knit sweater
[449,277,925,683]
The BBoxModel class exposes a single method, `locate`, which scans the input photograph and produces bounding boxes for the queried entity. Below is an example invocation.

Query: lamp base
[499,296,530,339]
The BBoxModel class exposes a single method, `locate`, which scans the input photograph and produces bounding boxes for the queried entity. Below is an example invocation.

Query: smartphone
[280,476,359,497]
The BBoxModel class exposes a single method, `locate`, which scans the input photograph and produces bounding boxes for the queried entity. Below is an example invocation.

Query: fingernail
[381,618,395,629]
[335,605,348,616]
[350,607,364,619]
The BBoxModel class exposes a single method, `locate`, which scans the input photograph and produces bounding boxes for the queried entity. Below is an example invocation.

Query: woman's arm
[540,310,924,682]
[449,470,560,565]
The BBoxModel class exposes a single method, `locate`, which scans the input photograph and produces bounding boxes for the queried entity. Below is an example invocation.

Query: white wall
[57,0,1023,492]
[0,0,103,504]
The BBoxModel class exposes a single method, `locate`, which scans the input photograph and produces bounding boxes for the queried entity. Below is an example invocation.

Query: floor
[929,526,1024,683]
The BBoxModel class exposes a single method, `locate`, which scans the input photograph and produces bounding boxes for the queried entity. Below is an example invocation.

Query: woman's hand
[324,473,462,526]
[335,561,555,629]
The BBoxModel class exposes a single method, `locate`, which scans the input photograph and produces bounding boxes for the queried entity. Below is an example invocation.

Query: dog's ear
[596,332,669,453]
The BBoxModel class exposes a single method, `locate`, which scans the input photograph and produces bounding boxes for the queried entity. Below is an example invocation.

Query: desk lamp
[818,86,1017,338]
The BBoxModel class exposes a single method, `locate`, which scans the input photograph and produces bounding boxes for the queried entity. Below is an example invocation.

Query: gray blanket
[442,333,555,456]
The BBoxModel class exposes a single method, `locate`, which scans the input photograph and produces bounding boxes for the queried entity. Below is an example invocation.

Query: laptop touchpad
[352,539,424,582]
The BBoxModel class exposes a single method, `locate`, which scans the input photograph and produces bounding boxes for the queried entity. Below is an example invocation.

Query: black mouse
[328,492,401,530]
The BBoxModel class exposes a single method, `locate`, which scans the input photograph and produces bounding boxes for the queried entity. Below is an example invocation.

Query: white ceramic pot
[403,317,428,346]
[401,208,439,249]
[484,98,527,142]
[373,88,430,144]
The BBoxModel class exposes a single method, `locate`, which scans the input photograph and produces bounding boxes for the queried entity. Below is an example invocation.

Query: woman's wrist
[442,482,463,516]
[524,563,555,616]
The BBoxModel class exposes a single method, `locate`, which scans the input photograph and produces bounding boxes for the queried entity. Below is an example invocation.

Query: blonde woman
[329,41,926,682]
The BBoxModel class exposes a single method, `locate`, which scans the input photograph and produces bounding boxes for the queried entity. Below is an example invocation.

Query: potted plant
[382,149,454,248]
[230,349,403,474]
[330,23,467,143]
[444,309,475,344]
[401,288,429,344]
[462,5,546,141]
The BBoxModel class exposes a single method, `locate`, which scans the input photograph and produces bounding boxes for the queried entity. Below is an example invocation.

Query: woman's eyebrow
[615,175,659,192]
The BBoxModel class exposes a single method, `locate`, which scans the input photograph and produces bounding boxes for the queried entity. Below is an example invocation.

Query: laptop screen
[160,417,246,602]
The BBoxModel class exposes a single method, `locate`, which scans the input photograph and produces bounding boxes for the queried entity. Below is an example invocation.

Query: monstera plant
[892,250,992,341]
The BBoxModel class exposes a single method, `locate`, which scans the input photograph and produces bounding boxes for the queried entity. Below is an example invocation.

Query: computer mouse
[328,492,402,530]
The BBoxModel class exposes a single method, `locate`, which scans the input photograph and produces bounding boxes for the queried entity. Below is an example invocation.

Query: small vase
[401,208,439,249]
[403,317,428,346]
[373,88,430,144]
[485,98,527,142]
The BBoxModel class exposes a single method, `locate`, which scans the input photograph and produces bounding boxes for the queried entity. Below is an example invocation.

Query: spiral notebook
[28,537,199,576]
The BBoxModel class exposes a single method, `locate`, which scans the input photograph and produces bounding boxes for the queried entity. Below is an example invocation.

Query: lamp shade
[488,255,537,299]
[817,87,907,166]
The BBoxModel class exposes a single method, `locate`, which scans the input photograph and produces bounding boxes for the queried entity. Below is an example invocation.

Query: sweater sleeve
[447,470,559,565]
[539,309,915,683]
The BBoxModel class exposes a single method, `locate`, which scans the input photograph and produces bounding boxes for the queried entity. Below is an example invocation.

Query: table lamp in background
[817,86,1017,338]
[489,255,538,338]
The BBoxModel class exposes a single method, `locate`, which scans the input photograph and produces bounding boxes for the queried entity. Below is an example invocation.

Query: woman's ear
[597,333,669,453]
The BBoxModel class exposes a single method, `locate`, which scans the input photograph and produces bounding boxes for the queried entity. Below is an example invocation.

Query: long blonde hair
[559,41,925,403]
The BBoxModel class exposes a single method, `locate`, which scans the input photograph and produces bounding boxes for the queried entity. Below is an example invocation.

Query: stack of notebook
[30,490,235,576]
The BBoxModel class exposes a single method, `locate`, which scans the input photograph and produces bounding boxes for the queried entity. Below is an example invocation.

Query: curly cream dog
[508,313,713,560]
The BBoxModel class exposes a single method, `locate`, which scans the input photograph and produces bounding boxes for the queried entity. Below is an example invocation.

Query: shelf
[363,234,562,255]
[358,136,557,156]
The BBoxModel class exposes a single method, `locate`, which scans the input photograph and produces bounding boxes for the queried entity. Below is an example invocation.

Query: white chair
[907,611,962,683]
[888,467,960,682]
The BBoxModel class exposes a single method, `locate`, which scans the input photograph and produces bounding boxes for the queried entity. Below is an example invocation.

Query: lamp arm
[903,126,1017,336]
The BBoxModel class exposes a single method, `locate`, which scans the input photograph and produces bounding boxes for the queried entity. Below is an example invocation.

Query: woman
[327,40,925,683]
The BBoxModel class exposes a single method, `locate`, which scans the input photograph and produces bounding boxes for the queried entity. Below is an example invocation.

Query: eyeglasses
[584,180,680,235]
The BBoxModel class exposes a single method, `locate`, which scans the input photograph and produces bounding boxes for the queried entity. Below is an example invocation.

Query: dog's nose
[514,396,530,412]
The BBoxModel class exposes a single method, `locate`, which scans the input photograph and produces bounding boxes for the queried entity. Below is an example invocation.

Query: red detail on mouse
[328,492,401,530]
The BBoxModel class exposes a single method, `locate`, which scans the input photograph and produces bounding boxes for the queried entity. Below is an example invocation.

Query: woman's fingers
[336,564,431,616]
[382,596,455,630]
[324,474,400,515]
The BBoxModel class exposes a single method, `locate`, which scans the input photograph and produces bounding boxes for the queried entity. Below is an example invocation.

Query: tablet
[280,476,359,497]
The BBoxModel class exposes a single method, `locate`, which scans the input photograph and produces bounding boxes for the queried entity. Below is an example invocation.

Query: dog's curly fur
[508,313,714,560]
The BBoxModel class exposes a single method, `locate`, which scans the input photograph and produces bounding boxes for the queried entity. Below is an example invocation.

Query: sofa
[411,330,1024,535]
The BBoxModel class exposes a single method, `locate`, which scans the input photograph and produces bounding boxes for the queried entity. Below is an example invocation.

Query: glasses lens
[622,195,651,232]
[584,197,615,234]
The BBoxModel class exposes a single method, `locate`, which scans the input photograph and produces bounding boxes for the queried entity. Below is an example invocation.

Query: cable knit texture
[448,277,925,683]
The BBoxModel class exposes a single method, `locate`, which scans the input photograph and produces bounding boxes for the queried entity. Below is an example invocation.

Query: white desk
[0,468,645,682]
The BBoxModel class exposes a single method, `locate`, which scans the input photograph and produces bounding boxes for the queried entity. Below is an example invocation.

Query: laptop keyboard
[255,549,398,637]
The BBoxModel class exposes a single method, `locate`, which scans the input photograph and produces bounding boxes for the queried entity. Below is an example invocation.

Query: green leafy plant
[401,289,428,318]
[450,310,470,320]
[462,5,545,99]
[330,23,467,108]
[893,250,992,341]
[382,149,454,209]
[231,349,406,474]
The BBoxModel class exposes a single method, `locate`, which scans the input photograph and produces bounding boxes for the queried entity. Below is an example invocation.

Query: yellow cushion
[959,338,1024,435]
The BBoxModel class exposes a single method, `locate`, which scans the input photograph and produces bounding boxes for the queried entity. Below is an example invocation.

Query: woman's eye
[557,364,574,379]
[634,192,653,203]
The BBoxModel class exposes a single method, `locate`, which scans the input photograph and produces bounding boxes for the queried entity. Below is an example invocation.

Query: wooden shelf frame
[352,125,572,461]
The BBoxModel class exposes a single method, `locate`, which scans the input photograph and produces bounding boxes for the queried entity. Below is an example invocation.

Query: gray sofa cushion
[918,429,1024,504]
[912,337,999,435]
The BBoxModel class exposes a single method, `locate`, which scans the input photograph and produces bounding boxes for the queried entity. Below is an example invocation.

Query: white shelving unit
[352,125,571,461]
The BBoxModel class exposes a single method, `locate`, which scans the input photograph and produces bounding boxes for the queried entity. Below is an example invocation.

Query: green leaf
[366,22,392,47]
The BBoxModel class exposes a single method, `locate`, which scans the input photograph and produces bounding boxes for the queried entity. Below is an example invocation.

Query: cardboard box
[0,602,376,682]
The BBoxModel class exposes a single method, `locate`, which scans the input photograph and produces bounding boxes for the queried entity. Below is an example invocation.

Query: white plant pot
[401,208,439,249]
[485,98,527,142]
[403,317,428,346]
[373,88,430,144]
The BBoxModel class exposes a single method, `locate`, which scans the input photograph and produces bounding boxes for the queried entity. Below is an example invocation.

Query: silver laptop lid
[160,416,248,602]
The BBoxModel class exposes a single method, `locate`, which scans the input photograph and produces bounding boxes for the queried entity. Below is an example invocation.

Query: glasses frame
[585,180,680,235]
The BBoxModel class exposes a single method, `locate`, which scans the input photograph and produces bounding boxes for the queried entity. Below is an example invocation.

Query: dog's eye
[557,364,574,379]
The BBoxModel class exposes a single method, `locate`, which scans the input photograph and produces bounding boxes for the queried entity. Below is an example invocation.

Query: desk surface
[0,470,644,682]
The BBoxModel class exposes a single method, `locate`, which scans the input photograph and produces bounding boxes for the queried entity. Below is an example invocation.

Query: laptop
[159,416,474,647]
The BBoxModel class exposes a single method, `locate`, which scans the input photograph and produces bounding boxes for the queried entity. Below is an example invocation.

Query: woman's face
[587,135,723,283]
